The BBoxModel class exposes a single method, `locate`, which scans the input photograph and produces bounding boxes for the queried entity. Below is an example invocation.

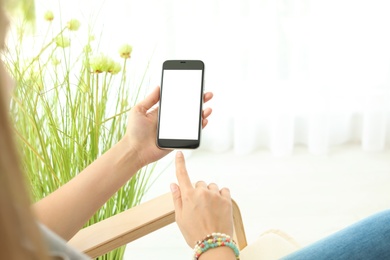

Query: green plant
[3,10,158,260]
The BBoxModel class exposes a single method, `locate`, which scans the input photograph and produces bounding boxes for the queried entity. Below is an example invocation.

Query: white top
[39,224,90,260]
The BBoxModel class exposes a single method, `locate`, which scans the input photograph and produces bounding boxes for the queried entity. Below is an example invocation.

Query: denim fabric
[281,210,390,260]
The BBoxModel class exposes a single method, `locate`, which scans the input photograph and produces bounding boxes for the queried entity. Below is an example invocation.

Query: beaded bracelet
[193,233,240,260]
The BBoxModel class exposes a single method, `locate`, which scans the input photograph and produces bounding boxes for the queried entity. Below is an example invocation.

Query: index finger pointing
[175,151,193,190]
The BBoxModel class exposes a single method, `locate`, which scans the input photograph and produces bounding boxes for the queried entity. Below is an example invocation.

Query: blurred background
[33,0,390,155]
[28,0,390,258]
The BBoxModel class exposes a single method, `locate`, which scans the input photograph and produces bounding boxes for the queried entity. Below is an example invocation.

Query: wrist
[199,247,236,260]
[193,233,240,260]
[116,137,144,171]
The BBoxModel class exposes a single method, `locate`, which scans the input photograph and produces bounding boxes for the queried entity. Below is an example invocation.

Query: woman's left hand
[124,86,213,167]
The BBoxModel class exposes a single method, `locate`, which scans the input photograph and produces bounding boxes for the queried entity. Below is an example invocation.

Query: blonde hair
[0,1,50,259]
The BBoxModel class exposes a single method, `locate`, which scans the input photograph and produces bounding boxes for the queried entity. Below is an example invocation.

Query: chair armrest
[232,199,247,249]
[68,192,247,258]
[68,192,174,258]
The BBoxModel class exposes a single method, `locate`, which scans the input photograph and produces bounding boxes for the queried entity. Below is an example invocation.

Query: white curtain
[35,0,390,155]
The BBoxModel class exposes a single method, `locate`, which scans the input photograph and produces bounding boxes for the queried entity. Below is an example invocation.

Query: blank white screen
[159,70,202,140]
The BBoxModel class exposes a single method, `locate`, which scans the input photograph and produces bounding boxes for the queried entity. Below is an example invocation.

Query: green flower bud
[121,99,128,108]
[67,19,81,31]
[109,61,121,75]
[118,44,132,59]
[90,54,122,74]
[104,57,121,74]
[55,35,70,48]
[90,53,109,73]
[83,44,92,53]
[44,11,54,21]
[51,56,61,66]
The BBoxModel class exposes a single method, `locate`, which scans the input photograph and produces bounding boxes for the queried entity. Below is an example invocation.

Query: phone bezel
[156,60,205,149]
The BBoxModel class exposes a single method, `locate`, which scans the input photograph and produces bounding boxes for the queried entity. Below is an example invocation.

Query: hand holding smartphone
[157,60,205,149]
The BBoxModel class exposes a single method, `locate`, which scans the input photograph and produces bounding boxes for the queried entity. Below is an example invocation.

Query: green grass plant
[3,10,158,260]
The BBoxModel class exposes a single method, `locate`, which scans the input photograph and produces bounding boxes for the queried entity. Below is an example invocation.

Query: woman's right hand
[170,151,234,247]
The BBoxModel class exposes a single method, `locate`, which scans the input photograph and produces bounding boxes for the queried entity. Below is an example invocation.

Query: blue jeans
[281,210,390,260]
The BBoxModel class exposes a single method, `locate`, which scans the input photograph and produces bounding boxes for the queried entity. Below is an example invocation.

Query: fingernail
[170,183,178,192]
[176,151,183,158]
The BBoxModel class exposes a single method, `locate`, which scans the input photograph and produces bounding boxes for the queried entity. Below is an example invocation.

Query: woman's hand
[170,151,234,247]
[124,86,213,167]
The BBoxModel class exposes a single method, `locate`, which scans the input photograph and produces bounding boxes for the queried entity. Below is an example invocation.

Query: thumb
[136,86,160,112]
[170,183,182,212]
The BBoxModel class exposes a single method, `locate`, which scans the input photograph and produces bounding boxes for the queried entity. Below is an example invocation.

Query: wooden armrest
[68,192,247,258]
[232,199,248,249]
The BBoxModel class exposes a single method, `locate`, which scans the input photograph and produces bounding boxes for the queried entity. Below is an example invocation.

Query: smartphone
[156,60,205,149]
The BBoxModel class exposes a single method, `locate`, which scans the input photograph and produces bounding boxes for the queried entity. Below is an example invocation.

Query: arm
[33,138,141,241]
[33,87,213,241]
[171,151,236,260]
